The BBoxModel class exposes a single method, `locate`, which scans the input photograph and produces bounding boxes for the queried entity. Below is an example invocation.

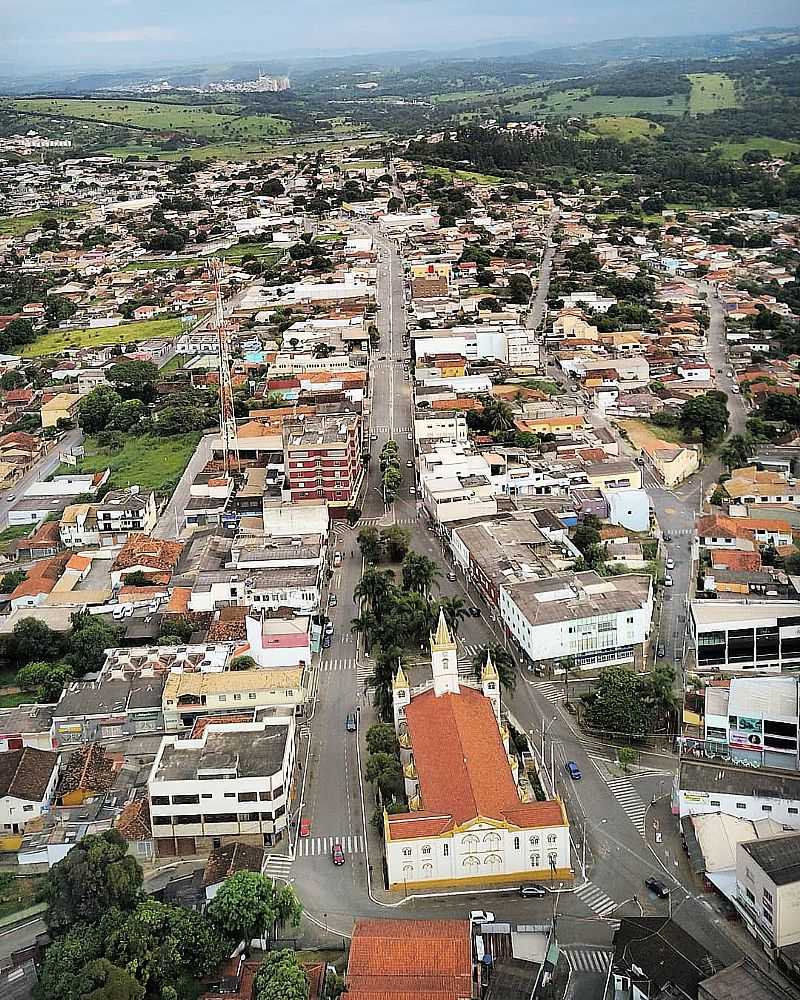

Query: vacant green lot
[0,207,85,237]
[11,98,289,140]
[688,73,739,113]
[424,165,502,184]
[714,136,800,161]
[0,874,46,918]
[21,317,182,357]
[98,135,380,163]
[508,88,688,118]
[128,243,284,272]
[65,432,201,492]
[589,116,664,141]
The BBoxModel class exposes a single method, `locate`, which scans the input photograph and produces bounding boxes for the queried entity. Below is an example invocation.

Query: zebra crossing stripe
[564,948,612,973]
[605,778,647,834]
[574,881,619,917]
[263,855,293,877]
[297,835,364,857]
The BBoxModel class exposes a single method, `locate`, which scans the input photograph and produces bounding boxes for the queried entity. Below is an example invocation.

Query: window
[153,815,171,825]
[529,835,540,846]
[172,794,199,805]
[234,693,242,702]
[224,792,235,799]
[514,837,520,850]
[422,846,431,856]
[790,808,798,815]
[218,694,227,702]
[22,805,33,812]
[443,844,449,857]
[249,693,257,700]
[710,800,720,807]
[151,795,169,806]
[201,793,212,799]
[402,848,411,857]
[736,802,746,810]
[530,853,540,868]
[547,834,557,844]
[762,805,773,813]
[238,792,257,802]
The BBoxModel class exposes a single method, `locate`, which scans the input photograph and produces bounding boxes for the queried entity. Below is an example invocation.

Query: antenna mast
[211,259,238,478]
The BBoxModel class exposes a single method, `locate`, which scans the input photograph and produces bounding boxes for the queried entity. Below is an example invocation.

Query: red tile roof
[388,686,566,839]
[347,919,472,1000]
[112,534,183,573]
[711,550,762,572]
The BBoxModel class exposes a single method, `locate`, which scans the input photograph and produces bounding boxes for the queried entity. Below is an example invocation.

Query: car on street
[732,386,740,394]
[658,643,666,658]
[371,431,378,440]
[664,574,674,587]
[333,551,342,567]
[325,621,335,635]
[346,712,357,732]
[299,818,311,838]
[331,842,345,866]
[519,884,548,898]
[644,877,670,899]
[565,761,582,780]
[726,370,733,378]
[666,558,675,570]
[468,606,481,617]
[5,495,14,502]
[447,571,457,581]
[406,460,413,467]
[469,910,495,924]
[663,533,672,542]
[407,432,413,440]
[328,594,338,607]
[409,487,416,494]
[322,635,332,648]
[112,605,126,620]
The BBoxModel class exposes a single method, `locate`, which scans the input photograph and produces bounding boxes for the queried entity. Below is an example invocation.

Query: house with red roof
[385,611,570,891]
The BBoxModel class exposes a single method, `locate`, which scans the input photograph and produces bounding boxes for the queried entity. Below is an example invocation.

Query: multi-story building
[690,601,800,674]
[162,668,306,730]
[148,717,295,857]
[283,413,363,513]
[94,487,157,544]
[736,832,800,967]
[501,570,653,673]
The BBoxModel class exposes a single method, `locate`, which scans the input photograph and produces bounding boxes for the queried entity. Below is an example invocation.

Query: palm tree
[364,644,403,721]
[354,567,396,615]
[718,433,754,472]
[481,396,515,432]
[350,610,378,652]
[401,551,441,598]
[438,595,468,636]
[472,643,517,694]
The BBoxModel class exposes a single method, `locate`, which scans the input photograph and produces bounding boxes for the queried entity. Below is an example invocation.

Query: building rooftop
[163,667,303,703]
[741,832,800,885]
[0,747,58,801]
[505,570,650,626]
[153,723,290,782]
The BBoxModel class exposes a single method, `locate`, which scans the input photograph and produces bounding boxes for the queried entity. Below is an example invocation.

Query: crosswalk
[357,661,373,685]
[319,658,357,672]
[372,425,411,434]
[296,834,365,857]
[573,880,619,918]
[665,528,693,537]
[459,642,483,658]
[534,682,563,705]
[564,947,613,974]
[263,854,294,880]
[603,776,648,836]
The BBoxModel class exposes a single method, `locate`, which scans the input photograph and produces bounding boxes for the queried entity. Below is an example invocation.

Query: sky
[2,0,799,74]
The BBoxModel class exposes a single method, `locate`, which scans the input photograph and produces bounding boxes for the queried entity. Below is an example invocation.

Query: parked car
[331,842,345,866]
[565,761,582,780]
[663,532,672,542]
[645,877,670,899]
[299,818,311,838]
[371,431,378,441]
[112,605,126,621]
[5,495,14,502]
[323,635,332,648]
[664,575,674,587]
[519,884,547,898]
[123,604,135,618]
[447,571,457,582]
[325,621,335,635]
[328,594,337,607]
[406,460,413,467]
[469,910,495,924]
[468,606,481,617]
[657,643,666,658]
[407,432,413,440]
[666,558,675,570]
[346,713,357,733]
[333,551,342,567]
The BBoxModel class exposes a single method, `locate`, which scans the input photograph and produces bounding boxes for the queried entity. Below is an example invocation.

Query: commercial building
[690,601,800,673]
[148,717,295,857]
[701,677,800,769]
[736,832,800,973]
[501,571,653,672]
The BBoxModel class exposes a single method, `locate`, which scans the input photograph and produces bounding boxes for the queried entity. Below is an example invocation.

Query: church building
[384,611,571,892]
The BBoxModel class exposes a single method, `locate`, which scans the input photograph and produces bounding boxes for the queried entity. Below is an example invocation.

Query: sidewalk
[0,902,46,930]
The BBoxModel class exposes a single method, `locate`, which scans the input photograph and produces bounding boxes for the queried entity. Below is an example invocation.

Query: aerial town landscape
[2,2,800,999]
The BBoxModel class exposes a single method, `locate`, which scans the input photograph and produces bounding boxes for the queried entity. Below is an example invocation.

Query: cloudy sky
[3,0,799,72]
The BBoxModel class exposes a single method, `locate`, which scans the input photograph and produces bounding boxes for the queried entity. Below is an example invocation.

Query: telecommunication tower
[210,259,238,477]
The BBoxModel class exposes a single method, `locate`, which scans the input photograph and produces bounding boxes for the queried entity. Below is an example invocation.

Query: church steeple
[481,650,501,722]
[430,609,459,697]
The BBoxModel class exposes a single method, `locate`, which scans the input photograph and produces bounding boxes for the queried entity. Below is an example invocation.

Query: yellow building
[41,392,81,428]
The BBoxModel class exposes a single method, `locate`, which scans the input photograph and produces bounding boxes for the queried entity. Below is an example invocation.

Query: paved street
[0,428,83,532]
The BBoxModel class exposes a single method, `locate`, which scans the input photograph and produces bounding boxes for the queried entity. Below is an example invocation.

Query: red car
[299,818,311,838]
[331,842,345,866]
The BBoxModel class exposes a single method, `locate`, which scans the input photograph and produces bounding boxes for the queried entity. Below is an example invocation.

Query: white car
[666,558,675,570]
[470,910,495,925]
[664,574,674,587]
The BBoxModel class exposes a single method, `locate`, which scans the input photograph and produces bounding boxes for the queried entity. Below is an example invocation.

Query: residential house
[110,534,183,588]
[40,392,80,428]
[162,669,306,730]
[0,747,60,846]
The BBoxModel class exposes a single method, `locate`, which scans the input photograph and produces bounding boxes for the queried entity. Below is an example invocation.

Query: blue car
[565,761,582,780]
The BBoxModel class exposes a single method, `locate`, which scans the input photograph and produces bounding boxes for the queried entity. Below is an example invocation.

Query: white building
[501,571,653,672]
[691,601,800,673]
[736,832,800,961]
[384,613,570,891]
[245,614,312,669]
[148,717,295,857]
[0,748,60,838]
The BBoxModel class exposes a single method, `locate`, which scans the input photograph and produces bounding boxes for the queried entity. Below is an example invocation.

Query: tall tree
[401,551,441,597]
[438,595,468,636]
[208,872,302,947]
[471,643,517,693]
[354,567,396,615]
[44,830,143,933]
[253,949,309,1000]
[719,433,754,471]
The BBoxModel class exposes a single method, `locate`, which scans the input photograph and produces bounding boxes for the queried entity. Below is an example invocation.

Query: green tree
[584,667,654,739]
[617,746,636,773]
[479,395,515,432]
[438,594,467,636]
[507,272,533,304]
[573,514,602,554]
[4,616,65,666]
[16,660,74,702]
[679,392,728,445]
[230,654,257,670]
[0,568,26,592]
[471,643,517,693]
[354,567,396,615]
[78,386,123,434]
[365,751,406,804]
[719,433,754,471]
[363,644,404,720]
[0,369,26,391]
[67,617,122,675]
[380,524,410,562]
[45,295,78,327]
[253,949,309,1000]
[81,959,144,1000]
[401,551,441,597]
[5,318,37,345]
[43,829,143,933]
[208,872,302,947]
[155,405,207,435]
[107,361,160,402]
[108,399,147,433]
[356,526,382,564]
[36,923,106,1000]
[365,722,400,756]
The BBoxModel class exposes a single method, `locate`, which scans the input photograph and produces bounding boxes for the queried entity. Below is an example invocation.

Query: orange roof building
[385,612,570,892]
[346,919,472,1000]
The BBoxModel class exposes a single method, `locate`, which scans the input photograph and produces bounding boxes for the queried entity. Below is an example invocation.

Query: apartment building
[283,413,363,512]
[148,717,295,857]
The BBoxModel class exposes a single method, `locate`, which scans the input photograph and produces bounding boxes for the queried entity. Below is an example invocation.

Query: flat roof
[692,601,800,627]
[154,724,290,782]
[741,833,800,886]
[163,668,303,701]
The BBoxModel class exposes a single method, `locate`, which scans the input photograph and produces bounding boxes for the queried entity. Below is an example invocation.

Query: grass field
[588,116,664,141]
[0,874,45,919]
[160,353,188,373]
[507,88,688,118]
[688,73,739,114]
[11,98,289,140]
[0,525,30,553]
[65,432,201,492]
[714,136,800,161]
[424,165,503,184]
[21,317,182,357]
[98,136,380,162]
[0,207,85,237]
[128,242,283,271]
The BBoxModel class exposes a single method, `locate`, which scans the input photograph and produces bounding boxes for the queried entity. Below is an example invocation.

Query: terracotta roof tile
[0,748,58,801]
[112,534,183,573]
